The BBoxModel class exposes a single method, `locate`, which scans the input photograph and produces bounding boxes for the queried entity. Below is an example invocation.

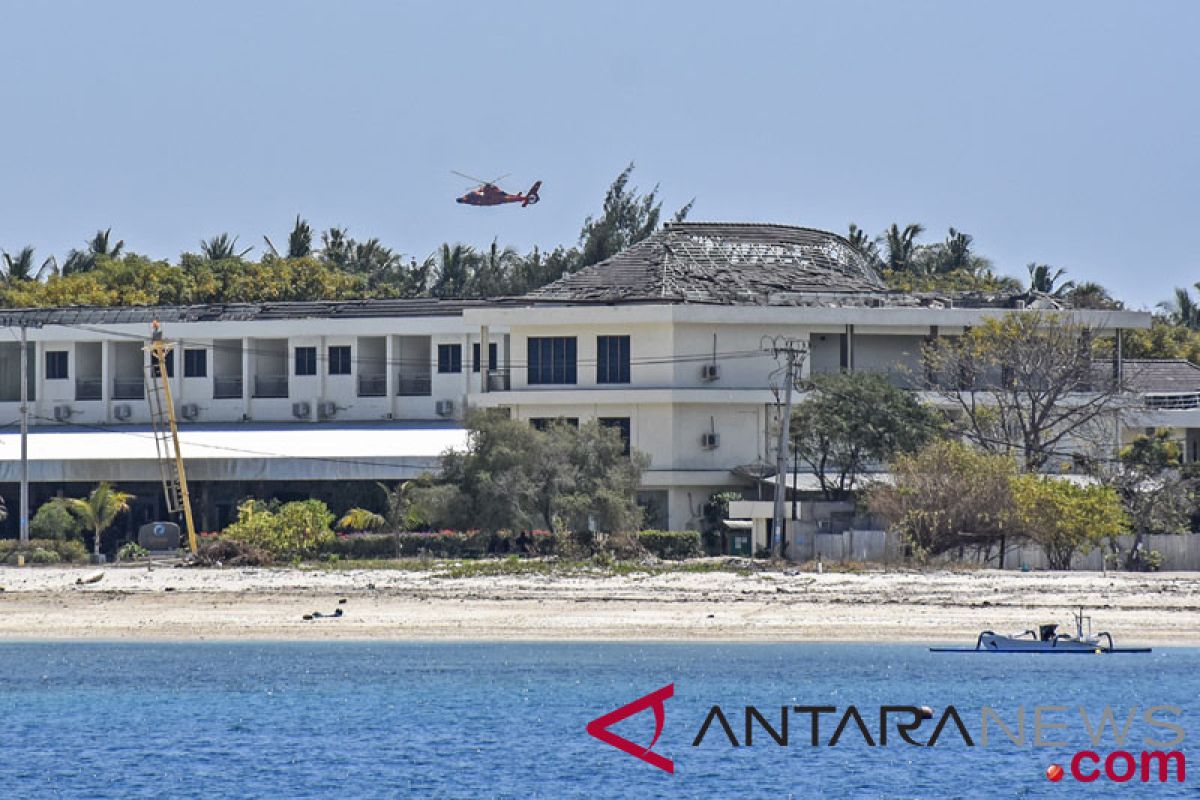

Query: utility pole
[763,337,808,560]
[19,321,29,546]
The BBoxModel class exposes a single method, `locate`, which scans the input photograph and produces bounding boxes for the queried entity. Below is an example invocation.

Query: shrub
[320,534,398,560]
[637,530,703,560]
[29,498,85,540]
[0,538,88,563]
[117,542,149,562]
[28,547,61,564]
[222,498,335,558]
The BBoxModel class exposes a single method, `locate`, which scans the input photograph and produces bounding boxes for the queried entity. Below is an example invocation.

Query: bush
[320,534,398,560]
[637,530,703,560]
[394,530,492,558]
[0,538,88,563]
[117,542,149,562]
[222,498,335,558]
[29,498,85,540]
[28,547,61,564]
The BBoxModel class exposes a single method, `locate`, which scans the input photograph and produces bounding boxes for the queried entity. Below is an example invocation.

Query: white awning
[721,519,753,530]
[0,423,467,482]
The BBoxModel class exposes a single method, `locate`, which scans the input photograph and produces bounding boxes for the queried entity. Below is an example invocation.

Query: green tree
[1068,281,1121,310]
[867,440,1017,561]
[879,223,924,273]
[845,223,882,269]
[66,482,134,557]
[30,497,85,540]
[336,507,386,532]
[577,162,690,268]
[790,372,944,499]
[1026,263,1074,297]
[1158,286,1200,330]
[1012,474,1126,570]
[431,243,479,298]
[62,228,125,275]
[264,216,314,260]
[1,246,56,283]
[1122,317,1200,363]
[223,498,335,557]
[198,233,253,261]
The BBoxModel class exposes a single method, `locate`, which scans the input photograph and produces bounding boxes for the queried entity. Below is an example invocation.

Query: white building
[0,223,1166,539]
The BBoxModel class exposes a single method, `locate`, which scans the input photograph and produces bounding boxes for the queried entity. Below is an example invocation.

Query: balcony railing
[357,374,387,397]
[213,376,243,399]
[112,377,144,400]
[397,373,432,397]
[486,369,511,392]
[75,378,102,401]
[1144,392,1200,410]
[253,375,288,399]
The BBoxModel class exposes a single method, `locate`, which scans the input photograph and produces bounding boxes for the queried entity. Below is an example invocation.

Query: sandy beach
[0,564,1195,645]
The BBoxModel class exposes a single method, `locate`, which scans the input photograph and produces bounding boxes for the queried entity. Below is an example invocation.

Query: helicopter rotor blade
[451,170,490,186]
[488,174,511,187]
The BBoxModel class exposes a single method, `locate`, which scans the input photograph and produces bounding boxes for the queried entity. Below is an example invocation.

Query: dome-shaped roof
[525,222,885,304]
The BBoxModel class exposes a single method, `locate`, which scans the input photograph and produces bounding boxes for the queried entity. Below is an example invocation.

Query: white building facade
[0,223,1167,536]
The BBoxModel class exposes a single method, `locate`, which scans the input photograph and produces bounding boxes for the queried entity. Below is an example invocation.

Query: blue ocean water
[0,642,1194,799]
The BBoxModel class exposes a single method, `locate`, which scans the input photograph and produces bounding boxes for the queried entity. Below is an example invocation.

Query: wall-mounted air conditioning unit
[179,403,200,420]
[701,432,720,449]
[701,363,720,381]
[53,405,74,422]
[292,401,311,419]
[435,399,455,417]
[113,404,132,420]
[318,401,338,420]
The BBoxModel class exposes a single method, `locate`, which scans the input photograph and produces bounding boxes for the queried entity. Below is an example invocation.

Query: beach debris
[75,573,104,586]
[302,608,344,621]
[338,598,347,604]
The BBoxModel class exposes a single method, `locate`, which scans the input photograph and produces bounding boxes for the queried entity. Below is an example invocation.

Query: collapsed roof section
[524,222,890,305]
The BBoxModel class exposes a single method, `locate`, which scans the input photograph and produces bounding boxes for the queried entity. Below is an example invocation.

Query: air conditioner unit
[435,399,455,417]
[701,363,720,381]
[113,404,132,420]
[318,401,338,419]
[179,403,200,420]
[292,401,311,419]
[701,432,720,449]
[53,405,74,422]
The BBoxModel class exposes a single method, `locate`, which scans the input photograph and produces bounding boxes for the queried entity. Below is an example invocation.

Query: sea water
[0,642,1194,799]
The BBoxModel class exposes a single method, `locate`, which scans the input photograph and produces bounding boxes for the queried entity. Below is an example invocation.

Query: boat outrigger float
[931,608,1151,654]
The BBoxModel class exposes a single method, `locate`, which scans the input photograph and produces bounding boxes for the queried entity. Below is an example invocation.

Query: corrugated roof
[524,222,887,305]
[1123,359,1200,394]
[0,298,493,326]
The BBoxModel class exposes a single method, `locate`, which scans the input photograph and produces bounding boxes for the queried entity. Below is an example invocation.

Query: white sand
[0,564,1196,645]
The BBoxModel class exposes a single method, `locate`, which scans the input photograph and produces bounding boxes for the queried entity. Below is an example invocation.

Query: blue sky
[1,0,1196,308]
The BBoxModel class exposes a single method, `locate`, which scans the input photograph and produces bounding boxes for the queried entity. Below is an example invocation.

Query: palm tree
[1069,281,1120,310]
[431,243,478,298]
[336,508,386,532]
[63,228,124,275]
[1026,263,1075,298]
[66,482,134,558]
[845,224,882,268]
[879,223,925,273]
[1,246,56,284]
[199,233,252,261]
[1159,286,1200,330]
[264,216,314,260]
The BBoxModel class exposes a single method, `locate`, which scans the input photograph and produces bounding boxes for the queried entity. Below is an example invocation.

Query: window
[530,417,579,431]
[151,350,174,378]
[184,349,207,378]
[295,346,317,376]
[437,344,462,374]
[596,336,630,384]
[472,342,498,373]
[599,417,632,456]
[45,351,69,380]
[328,345,352,375]
[527,337,576,384]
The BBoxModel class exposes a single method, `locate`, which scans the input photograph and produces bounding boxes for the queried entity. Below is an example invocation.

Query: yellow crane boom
[145,321,198,554]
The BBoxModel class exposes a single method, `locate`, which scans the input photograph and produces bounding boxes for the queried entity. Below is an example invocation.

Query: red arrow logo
[586,683,675,773]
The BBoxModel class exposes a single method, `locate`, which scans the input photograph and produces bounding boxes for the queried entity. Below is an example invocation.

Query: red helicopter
[453,171,542,207]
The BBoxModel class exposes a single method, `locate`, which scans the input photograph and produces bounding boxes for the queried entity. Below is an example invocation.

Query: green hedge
[637,530,703,560]
[0,538,89,563]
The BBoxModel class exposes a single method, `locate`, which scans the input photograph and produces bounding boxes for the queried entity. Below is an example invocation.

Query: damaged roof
[524,222,887,305]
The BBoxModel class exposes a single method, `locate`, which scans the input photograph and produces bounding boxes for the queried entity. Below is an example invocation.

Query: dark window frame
[472,342,499,373]
[328,345,352,376]
[527,337,577,385]
[45,350,69,380]
[183,348,207,378]
[295,346,317,376]
[596,335,631,384]
[437,344,463,374]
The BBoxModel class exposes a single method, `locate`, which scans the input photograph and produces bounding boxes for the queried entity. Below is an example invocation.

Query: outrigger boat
[931,608,1151,654]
